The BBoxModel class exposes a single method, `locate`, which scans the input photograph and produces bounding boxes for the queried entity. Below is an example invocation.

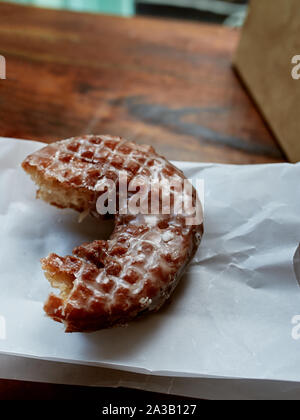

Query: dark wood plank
[0,2,284,164]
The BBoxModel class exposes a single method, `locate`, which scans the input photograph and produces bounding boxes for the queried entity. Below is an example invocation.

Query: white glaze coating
[22,135,203,332]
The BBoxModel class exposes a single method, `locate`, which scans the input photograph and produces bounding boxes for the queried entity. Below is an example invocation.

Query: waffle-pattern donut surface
[22,135,203,332]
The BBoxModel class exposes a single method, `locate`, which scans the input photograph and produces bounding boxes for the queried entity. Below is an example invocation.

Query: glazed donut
[22,135,203,332]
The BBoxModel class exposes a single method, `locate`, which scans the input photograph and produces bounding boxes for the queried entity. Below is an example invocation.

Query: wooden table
[0,2,286,401]
[0,2,285,164]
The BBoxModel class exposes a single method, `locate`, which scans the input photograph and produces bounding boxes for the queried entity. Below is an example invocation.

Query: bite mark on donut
[41,255,76,304]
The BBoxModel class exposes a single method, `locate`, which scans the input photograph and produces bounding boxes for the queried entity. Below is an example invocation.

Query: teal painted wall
[1,0,135,16]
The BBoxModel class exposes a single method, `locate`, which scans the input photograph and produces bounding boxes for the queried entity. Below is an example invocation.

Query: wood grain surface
[0,2,285,164]
[0,1,286,401]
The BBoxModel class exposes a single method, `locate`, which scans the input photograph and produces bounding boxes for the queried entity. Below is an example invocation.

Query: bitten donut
[22,135,203,332]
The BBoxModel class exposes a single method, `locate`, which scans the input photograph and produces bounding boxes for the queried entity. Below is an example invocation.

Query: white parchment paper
[0,137,300,383]
[2,354,300,400]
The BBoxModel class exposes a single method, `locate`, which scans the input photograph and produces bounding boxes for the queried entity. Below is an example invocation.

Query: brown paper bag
[234,0,300,162]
